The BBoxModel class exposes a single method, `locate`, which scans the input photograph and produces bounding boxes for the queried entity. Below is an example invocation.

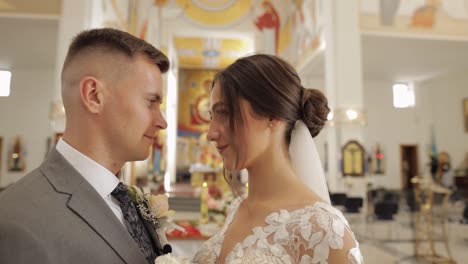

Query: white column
[164,39,179,192]
[51,0,101,132]
[324,0,366,198]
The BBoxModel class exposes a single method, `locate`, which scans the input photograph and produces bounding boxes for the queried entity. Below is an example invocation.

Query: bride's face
[207,82,271,171]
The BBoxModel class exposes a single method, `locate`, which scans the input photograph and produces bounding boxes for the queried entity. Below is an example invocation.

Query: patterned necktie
[112,183,157,263]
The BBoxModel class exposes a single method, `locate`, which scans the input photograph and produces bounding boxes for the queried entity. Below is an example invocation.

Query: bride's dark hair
[213,54,329,144]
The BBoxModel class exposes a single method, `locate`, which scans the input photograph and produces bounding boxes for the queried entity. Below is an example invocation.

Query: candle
[200,181,209,224]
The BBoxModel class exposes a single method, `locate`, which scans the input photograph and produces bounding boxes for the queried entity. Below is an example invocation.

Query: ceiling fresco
[174,36,253,68]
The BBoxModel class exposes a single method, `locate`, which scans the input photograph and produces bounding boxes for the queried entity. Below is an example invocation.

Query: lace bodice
[193,197,363,264]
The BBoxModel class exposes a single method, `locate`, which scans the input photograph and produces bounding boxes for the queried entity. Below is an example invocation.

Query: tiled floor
[347,202,468,264]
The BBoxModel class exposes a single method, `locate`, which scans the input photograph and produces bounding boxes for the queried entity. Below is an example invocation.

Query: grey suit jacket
[0,149,151,264]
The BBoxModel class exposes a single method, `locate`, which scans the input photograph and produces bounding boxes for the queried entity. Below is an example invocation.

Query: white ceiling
[300,34,468,83]
[0,17,58,70]
[361,34,468,82]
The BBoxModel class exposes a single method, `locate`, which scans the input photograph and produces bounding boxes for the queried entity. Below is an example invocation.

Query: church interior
[1,0,468,263]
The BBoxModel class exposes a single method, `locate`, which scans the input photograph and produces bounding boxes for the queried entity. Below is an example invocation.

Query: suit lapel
[41,149,147,264]
[68,184,147,264]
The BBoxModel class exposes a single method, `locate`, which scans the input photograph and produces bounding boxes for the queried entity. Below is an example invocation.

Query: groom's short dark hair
[61,28,169,79]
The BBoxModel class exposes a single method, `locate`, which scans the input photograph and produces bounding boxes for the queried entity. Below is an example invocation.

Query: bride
[193,54,363,263]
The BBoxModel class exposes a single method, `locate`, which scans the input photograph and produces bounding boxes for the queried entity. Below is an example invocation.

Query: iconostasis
[171,35,254,188]
[176,68,222,184]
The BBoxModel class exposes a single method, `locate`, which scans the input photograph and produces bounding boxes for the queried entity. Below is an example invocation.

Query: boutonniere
[127,186,186,260]
[154,253,191,264]
[127,186,175,230]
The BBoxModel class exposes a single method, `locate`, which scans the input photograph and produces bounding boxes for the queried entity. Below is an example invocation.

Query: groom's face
[102,54,167,162]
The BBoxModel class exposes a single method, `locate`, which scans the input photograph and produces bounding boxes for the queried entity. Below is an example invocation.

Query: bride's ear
[268,117,280,128]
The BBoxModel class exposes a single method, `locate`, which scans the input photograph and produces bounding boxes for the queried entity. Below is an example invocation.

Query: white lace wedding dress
[193,197,363,264]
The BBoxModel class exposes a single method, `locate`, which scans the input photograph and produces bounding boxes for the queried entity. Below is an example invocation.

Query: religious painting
[252,0,324,67]
[99,0,166,43]
[252,0,296,57]
[254,0,281,55]
[178,69,217,135]
[409,0,438,29]
[176,71,224,186]
[464,97,468,133]
[288,0,324,66]
[8,136,25,172]
[371,143,385,175]
[174,37,253,69]
[360,0,468,39]
[101,0,131,30]
[342,140,365,177]
[175,0,253,27]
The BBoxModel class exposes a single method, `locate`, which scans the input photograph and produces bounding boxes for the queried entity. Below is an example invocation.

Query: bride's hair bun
[300,88,330,137]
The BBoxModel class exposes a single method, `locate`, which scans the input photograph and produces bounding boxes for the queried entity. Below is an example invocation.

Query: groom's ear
[79,76,104,114]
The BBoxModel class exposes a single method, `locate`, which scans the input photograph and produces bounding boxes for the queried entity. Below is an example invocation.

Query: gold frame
[342,140,365,177]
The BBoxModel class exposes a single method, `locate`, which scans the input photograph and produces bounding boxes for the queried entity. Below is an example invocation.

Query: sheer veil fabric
[289,120,331,204]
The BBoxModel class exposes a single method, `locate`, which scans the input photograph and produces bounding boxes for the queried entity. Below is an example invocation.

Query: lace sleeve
[292,202,363,264]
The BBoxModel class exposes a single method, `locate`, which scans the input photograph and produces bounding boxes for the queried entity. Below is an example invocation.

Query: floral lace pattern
[193,197,363,264]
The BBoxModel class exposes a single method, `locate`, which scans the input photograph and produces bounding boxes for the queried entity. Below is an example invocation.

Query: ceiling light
[0,70,12,97]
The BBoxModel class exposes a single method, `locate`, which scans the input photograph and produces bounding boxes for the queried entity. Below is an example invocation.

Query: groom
[0,28,169,264]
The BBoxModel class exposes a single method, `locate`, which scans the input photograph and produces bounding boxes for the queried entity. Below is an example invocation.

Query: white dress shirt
[56,139,126,227]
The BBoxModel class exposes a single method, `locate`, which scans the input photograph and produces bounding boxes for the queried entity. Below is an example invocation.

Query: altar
[166,211,213,258]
